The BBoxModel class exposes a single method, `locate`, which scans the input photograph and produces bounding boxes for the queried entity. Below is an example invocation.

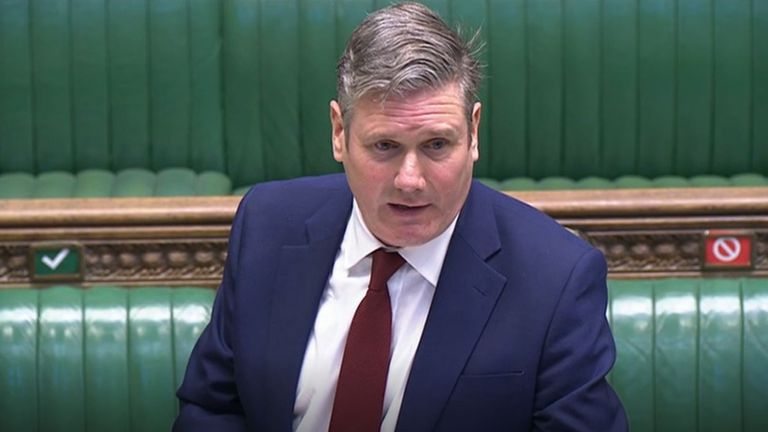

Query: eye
[424,139,449,152]
[428,139,446,150]
[373,141,395,151]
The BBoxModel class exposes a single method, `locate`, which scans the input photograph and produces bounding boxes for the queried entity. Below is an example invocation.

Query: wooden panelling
[1,188,767,286]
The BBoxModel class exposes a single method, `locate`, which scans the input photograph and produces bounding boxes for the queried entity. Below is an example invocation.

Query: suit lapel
[262,188,352,430]
[396,183,508,431]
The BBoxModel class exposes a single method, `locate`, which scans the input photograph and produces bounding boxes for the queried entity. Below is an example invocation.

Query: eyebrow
[423,126,460,139]
[362,126,462,143]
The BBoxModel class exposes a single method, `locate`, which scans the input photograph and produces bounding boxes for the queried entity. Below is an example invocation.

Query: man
[174,2,627,431]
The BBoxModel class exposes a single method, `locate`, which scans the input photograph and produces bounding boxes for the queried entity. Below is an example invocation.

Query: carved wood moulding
[0,197,236,287]
[583,230,768,277]
[1,188,767,286]
[0,240,228,286]
[84,240,228,283]
[756,233,768,268]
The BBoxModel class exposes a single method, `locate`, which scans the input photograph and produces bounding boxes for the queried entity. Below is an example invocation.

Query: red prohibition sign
[704,232,752,268]
[712,237,741,262]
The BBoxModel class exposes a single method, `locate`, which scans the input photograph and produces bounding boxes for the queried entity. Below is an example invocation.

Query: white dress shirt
[293,200,458,432]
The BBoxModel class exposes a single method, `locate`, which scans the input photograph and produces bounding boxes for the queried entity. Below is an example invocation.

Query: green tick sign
[31,244,83,281]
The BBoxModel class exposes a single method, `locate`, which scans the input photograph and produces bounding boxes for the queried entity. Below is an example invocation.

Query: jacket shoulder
[233,174,350,243]
[239,174,348,214]
[474,182,595,260]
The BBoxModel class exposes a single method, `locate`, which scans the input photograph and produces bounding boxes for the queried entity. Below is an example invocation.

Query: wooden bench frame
[1,187,767,287]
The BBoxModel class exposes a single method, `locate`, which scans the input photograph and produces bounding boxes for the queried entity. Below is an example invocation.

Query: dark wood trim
[0,196,238,227]
[2,187,767,286]
[511,187,768,217]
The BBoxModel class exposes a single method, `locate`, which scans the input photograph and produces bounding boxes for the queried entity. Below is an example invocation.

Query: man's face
[331,82,481,247]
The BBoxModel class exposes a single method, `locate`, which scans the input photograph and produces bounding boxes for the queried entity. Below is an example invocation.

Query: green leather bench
[0,168,232,199]
[609,278,768,432]
[2,280,767,431]
[0,286,215,432]
[2,171,767,198]
[1,0,766,196]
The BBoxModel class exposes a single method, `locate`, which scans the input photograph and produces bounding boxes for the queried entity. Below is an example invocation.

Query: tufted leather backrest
[609,278,768,431]
[0,286,215,432]
[1,0,766,189]
[1,280,767,431]
[0,0,224,176]
[0,168,232,198]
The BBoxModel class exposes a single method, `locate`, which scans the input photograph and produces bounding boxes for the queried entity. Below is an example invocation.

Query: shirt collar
[342,199,459,287]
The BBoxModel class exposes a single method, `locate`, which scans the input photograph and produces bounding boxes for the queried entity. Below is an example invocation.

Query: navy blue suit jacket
[174,174,627,431]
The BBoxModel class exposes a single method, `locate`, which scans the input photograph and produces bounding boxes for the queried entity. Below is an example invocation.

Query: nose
[394,152,426,192]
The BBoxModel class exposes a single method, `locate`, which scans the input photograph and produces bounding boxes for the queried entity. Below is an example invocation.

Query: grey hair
[336,2,482,125]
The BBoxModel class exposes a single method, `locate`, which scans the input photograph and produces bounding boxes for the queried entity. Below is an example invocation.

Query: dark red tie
[329,249,405,432]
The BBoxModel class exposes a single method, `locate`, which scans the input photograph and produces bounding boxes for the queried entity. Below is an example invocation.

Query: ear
[470,102,481,161]
[330,100,346,162]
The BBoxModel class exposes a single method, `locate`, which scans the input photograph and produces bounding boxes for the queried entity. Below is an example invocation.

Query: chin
[388,230,436,248]
[372,219,442,247]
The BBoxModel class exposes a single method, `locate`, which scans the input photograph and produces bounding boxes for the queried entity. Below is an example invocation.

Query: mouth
[388,203,430,215]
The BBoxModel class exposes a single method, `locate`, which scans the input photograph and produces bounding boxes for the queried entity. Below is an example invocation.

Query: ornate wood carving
[756,233,768,269]
[0,245,29,283]
[584,232,703,273]
[0,197,235,287]
[1,188,767,286]
[0,240,229,286]
[83,240,228,283]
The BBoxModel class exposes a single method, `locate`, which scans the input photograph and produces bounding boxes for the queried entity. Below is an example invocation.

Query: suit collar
[305,183,354,244]
[396,181,507,431]
[454,180,502,261]
[338,199,458,287]
[261,179,507,430]
[263,184,352,430]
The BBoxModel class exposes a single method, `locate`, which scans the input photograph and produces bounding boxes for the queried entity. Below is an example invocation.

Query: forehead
[349,84,467,138]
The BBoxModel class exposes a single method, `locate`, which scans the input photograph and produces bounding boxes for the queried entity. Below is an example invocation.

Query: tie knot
[369,249,405,292]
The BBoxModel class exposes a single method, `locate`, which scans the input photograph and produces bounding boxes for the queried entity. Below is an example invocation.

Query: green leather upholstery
[476,172,768,191]
[0,0,224,176]
[609,278,768,432]
[0,168,231,198]
[1,0,766,193]
[0,286,214,432]
[212,0,768,185]
[1,280,767,431]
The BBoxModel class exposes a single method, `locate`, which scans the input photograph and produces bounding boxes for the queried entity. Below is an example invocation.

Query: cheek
[348,166,388,202]
[431,157,473,183]
[432,160,473,200]
[349,157,394,185]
